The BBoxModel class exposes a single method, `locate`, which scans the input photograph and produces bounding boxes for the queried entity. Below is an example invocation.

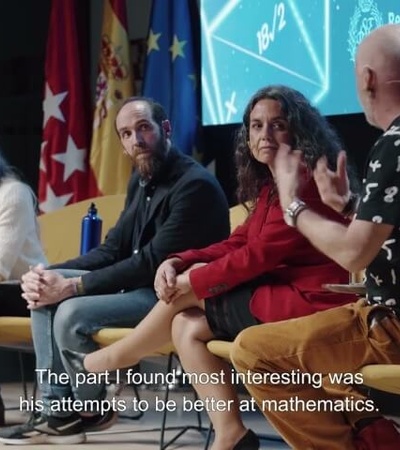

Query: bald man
[231,24,400,450]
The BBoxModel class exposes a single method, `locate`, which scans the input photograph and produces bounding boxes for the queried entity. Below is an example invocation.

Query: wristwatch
[284,198,308,227]
[75,277,85,296]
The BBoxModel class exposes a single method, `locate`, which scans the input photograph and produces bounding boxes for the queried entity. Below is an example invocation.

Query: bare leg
[84,292,203,372]
[172,309,249,450]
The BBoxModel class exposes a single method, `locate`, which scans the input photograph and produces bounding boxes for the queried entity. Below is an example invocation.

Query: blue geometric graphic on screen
[201,0,400,125]
[201,0,329,125]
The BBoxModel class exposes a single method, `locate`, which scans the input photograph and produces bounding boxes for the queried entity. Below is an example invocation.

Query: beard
[133,139,168,181]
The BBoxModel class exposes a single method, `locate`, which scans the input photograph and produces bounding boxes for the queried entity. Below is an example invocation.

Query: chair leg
[159,352,175,450]
[117,381,145,421]
[3,350,36,413]
[17,351,28,401]
[159,353,209,450]
[32,377,38,404]
[0,392,5,426]
[89,354,210,449]
[204,423,214,450]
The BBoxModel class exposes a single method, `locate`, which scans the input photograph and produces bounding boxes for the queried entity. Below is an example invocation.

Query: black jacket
[53,149,230,294]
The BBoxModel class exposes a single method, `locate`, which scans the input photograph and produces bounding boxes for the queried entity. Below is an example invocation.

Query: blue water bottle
[80,203,102,255]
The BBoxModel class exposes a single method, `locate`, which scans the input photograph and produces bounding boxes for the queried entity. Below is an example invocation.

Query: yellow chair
[38,194,126,264]
[0,195,127,399]
[360,365,400,395]
[93,329,175,356]
[206,340,232,361]
[206,339,400,398]
[227,202,248,231]
[0,317,32,347]
[0,194,126,349]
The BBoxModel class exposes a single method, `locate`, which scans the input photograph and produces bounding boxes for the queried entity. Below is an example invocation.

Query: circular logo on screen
[359,0,373,13]
[348,0,383,61]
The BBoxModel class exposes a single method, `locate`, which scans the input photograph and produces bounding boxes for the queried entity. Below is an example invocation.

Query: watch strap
[74,277,85,296]
[285,199,308,227]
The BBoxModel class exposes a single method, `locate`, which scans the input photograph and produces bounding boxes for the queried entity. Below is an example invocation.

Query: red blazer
[174,179,356,324]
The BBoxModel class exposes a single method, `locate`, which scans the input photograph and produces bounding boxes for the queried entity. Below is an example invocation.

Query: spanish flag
[90,0,134,196]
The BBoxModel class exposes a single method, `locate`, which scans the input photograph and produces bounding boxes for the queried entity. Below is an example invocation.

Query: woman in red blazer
[77,85,359,449]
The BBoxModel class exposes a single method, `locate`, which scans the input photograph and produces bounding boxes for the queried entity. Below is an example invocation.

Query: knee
[53,299,83,346]
[230,326,261,373]
[171,310,204,348]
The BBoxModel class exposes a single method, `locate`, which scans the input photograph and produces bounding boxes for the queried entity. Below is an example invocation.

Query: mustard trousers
[231,300,400,450]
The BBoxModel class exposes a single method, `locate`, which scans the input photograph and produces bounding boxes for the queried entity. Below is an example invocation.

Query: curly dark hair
[235,85,359,208]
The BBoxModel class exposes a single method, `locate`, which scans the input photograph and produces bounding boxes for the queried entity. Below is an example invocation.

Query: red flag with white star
[39,0,99,213]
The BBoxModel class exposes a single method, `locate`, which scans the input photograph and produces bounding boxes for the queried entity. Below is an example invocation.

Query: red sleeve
[189,207,305,299]
[189,179,349,300]
[170,215,250,266]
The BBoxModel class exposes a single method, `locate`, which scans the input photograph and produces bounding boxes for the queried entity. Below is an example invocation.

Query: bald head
[357,24,400,83]
[355,24,400,129]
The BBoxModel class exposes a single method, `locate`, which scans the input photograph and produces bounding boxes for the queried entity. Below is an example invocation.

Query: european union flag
[143,0,199,156]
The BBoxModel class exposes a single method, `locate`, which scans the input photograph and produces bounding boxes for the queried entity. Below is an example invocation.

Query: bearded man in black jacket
[12,97,229,445]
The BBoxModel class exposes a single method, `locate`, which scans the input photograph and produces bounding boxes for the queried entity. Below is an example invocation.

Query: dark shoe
[354,418,400,449]
[81,410,118,432]
[62,348,87,373]
[0,413,85,444]
[233,429,260,449]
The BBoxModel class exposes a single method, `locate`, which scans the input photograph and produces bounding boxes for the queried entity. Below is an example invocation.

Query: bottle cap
[88,203,97,215]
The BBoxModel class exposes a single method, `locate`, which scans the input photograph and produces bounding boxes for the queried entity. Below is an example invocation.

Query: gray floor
[2,381,290,449]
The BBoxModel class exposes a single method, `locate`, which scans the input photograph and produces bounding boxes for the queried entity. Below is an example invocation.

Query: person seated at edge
[0,97,230,445]
[71,85,359,450]
[231,24,400,450]
[0,147,47,426]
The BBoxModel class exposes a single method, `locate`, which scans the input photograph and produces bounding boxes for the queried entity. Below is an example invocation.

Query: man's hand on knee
[21,266,80,309]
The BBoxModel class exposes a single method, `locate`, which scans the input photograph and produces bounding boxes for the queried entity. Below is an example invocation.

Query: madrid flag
[39,0,98,213]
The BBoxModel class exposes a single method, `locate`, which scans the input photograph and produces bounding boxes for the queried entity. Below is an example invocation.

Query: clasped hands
[21,264,78,310]
[154,257,205,304]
